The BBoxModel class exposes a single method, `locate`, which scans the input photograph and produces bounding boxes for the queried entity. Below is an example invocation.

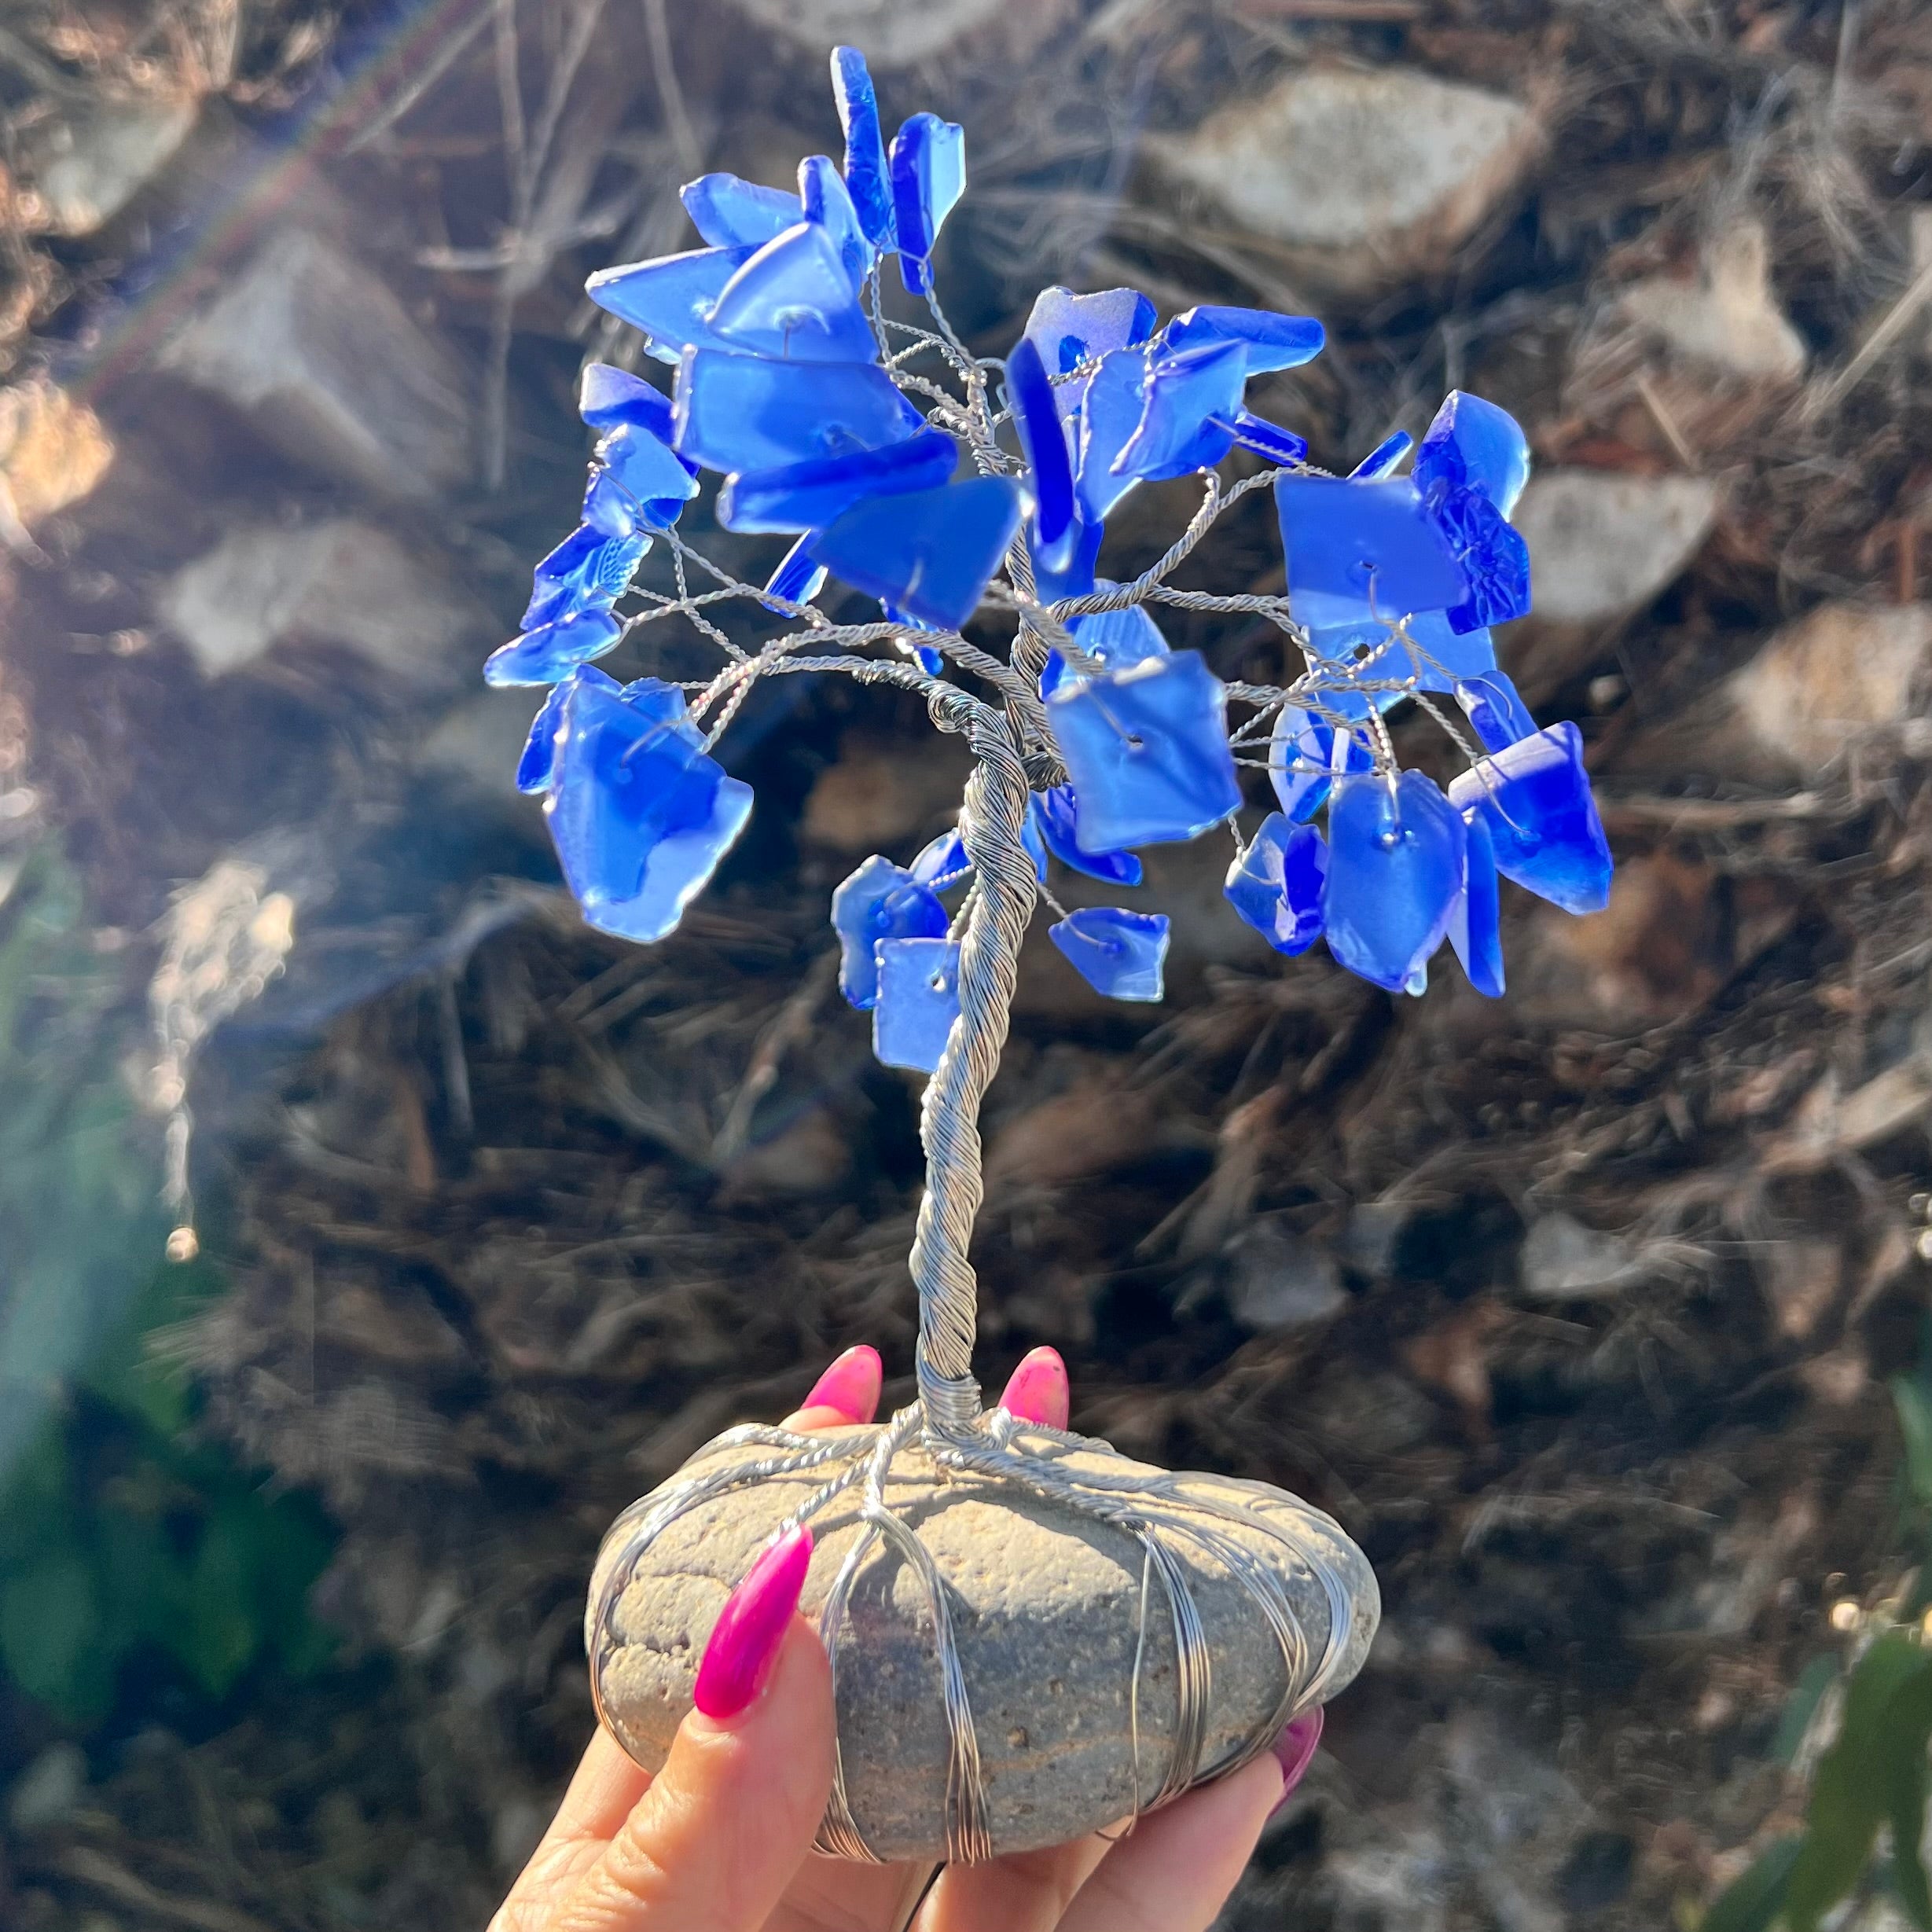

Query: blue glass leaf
[799,153,874,292]
[1292,591,1497,702]
[763,534,827,606]
[545,674,751,943]
[1023,285,1157,415]
[1032,785,1143,886]
[680,173,803,249]
[1447,722,1612,915]
[674,347,922,473]
[1113,340,1246,482]
[1008,336,1077,569]
[830,854,948,1010]
[1447,810,1504,997]
[1414,391,1530,520]
[1077,347,1148,523]
[1041,596,1170,700]
[807,476,1021,630]
[517,672,589,794]
[909,828,967,885]
[914,645,944,677]
[1048,651,1242,850]
[485,609,623,686]
[1031,515,1103,606]
[523,525,648,629]
[1160,306,1324,374]
[1350,431,1413,480]
[580,363,676,441]
[1456,671,1537,751]
[1275,475,1469,615]
[872,937,960,1073]
[719,428,957,533]
[1427,482,1531,633]
[1225,411,1308,466]
[1268,705,1372,821]
[831,46,896,250]
[1224,812,1326,955]
[1049,907,1170,1001]
[599,422,701,512]
[707,221,879,364]
[889,112,966,296]
[1321,771,1466,991]
[586,244,759,365]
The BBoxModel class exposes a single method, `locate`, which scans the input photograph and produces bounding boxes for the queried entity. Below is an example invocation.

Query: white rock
[1511,470,1721,626]
[1519,1213,1645,1299]
[726,0,1073,64]
[1616,222,1806,384]
[7,1740,86,1833]
[157,227,469,500]
[156,520,483,687]
[1726,601,1932,774]
[20,97,198,237]
[1225,1218,1347,1331]
[1148,68,1544,296]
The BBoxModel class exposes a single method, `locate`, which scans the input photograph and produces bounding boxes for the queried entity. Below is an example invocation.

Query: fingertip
[998,1345,1070,1430]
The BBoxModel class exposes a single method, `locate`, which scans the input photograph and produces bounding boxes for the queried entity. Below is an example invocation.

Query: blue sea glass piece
[913,645,944,677]
[719,428,957,533]
[1448,722,1612,915]
[1268,705,1372,821]
[1322,771,1467,991]
[1224,813,1326,955]
[1050,907,1170,1001]
[586,244,758,364]
[872,937,960,1072]
[580,364,676,442]
[1225,411,1308,466]
[1428,482,1531,633]
[1114,340,1246,481]
[1350,431,1413,480]
[831,855,949,1010]
[807,476,1021,630]
[763,534,827,606]
[523,525,648,629]
[1294,592,1497,701]
[1276,476,1468,614]
[1008,336,1077,569]
[1447,810,1504,997]
[890,112,966,296]
[1032,515,1103,606]
[831,46,895,249]
[1077,347,1148,523]
[674,347,922,473]
[799,154,874,292]
[680,173,803,249]
[599,422,702,512]
[518,671,593,793]
[1048,651,1241,850]
[1160,306,1324,374]
[1032,785,1142,886]
[545,673,751,941]
[909,828,967,885]
[484,609,623,686]
[1023,286,1157,415]
[1456,671,1537,751]
[1414,391,1530,520]
[707,221,879,363]
[1041,596,1168,700]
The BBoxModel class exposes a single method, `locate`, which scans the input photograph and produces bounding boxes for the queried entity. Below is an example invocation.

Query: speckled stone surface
[586,1427,1379,1861]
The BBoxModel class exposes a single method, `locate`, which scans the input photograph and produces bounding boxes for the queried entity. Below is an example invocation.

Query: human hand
[491,1346,1324,1932]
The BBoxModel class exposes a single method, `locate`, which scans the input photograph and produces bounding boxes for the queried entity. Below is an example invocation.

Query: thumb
[568,1526,834,1932]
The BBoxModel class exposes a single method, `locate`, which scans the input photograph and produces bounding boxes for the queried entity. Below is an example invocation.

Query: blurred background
[2,0,1930,1926]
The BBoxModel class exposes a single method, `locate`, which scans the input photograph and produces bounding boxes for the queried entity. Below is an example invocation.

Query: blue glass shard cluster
[492,42,1612,1075]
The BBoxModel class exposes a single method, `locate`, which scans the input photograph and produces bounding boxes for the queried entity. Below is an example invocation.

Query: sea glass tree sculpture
[493,48,1611,1864]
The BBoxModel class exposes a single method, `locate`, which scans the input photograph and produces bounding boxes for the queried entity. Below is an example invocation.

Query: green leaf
[1699,1837,1802,1932]
[1773,1656,1839,1766]
[1787,1633,1932,1932]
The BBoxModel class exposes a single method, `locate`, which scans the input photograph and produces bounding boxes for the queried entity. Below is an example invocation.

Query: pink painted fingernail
[802,1344,882,1423]
[998,1346,1069,1430]
[1267,1707,1324,1818]
[692,1524,813,1723]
